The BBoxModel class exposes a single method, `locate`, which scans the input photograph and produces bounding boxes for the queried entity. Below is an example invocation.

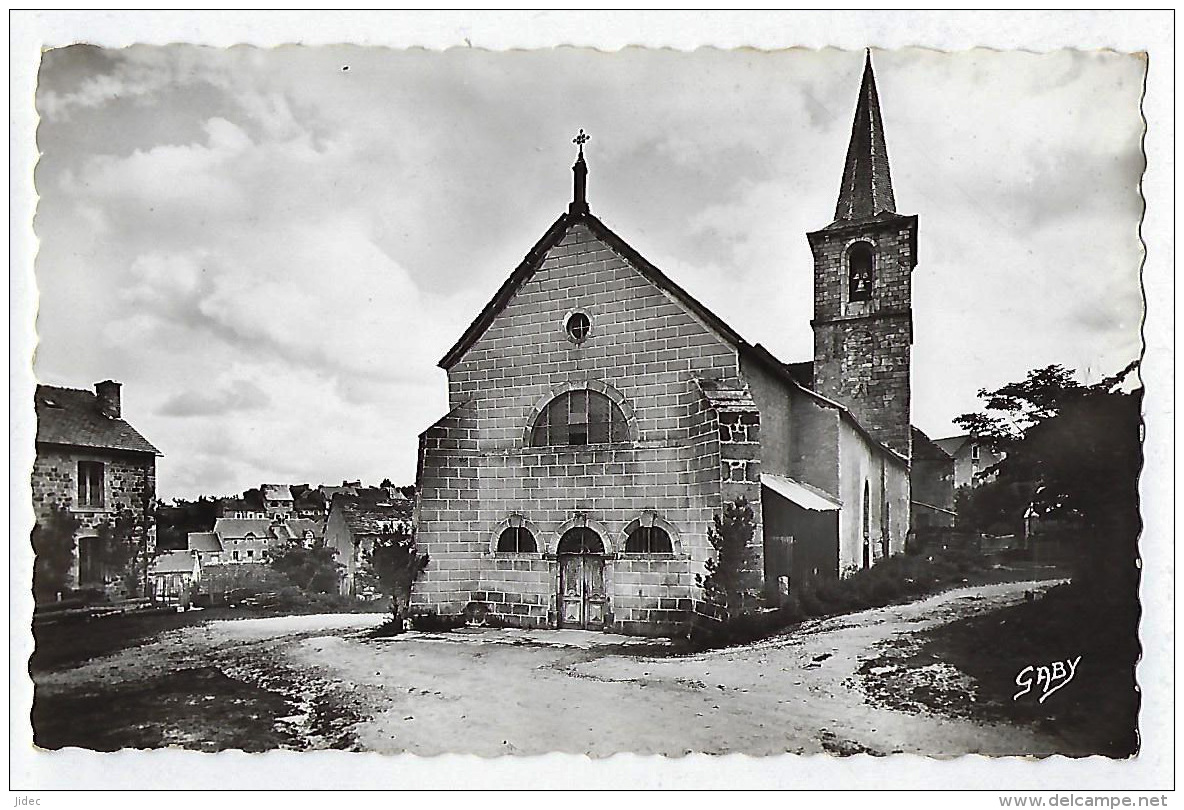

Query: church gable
[445,215,740,430]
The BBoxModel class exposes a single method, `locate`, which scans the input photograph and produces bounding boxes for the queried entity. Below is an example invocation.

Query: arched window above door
[530,389,629,447]
[557,527,605,555]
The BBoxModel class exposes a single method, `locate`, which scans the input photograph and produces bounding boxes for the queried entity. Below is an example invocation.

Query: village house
[294,487,328,519]
[32,380,160,597]
[909,427,956,531]
[934,434,1003,490]
[186,531,223,565]
[325,490,414,597]
[192,515,321,565]
[319,480,361,505]
[414,55,944,636]
[261,484,294,520]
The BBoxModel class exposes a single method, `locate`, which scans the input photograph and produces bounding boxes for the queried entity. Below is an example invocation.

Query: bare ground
[31,579,1093,756]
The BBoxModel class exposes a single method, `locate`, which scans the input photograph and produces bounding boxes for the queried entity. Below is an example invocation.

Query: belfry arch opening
[848,242,875,302]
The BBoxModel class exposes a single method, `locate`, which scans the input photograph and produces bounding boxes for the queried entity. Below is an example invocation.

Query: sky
[32,45,1146,500]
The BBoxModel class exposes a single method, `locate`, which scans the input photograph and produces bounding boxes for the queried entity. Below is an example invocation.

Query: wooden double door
[558,553,606,629]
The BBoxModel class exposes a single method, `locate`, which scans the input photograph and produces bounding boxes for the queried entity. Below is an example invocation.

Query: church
[413,53,921,635]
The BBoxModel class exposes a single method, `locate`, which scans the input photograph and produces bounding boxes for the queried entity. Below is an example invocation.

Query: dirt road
[33,579,1087,755]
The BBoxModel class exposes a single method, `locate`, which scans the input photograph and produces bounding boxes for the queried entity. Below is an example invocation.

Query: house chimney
[95,380,121,419]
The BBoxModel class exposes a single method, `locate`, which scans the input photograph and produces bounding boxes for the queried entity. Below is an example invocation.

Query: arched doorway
[557,527,606,629]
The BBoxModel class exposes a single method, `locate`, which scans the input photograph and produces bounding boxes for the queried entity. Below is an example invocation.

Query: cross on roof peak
[573,128,590,155]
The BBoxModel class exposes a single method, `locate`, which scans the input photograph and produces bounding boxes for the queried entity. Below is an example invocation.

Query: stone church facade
[414,54,917,635]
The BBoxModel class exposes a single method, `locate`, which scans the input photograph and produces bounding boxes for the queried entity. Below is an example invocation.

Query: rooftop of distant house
[187,531,222,553]
[933,434,973,456]
[152,550,197,574]
[261,484,293,502]
[213,516,323,540]
[331,490,414,536]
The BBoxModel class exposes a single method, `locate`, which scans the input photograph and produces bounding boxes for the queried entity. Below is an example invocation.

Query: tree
[954,481,1031,536]
[156,496,219,550]
[366,522,429,631]
[241,488,264,511]
[269,540,342,594]
[696,496,760,620]
[32,507,80,601]
[94,498,156,598]
[955,362,1142,597]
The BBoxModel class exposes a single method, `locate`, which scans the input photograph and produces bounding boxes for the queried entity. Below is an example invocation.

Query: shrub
[696,497,760,621]
[366,523,430,634]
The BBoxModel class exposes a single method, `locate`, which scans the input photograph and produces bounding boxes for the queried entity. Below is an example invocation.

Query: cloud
[158,379,271,417]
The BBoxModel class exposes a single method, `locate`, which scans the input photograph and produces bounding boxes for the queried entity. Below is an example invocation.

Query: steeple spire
[570,128,590,215]
[833,50,896,223]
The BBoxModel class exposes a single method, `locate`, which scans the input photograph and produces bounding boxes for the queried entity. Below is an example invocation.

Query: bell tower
[807,51,917,459]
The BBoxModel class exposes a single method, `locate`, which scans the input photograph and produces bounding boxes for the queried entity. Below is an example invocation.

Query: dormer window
[848,242,874,302]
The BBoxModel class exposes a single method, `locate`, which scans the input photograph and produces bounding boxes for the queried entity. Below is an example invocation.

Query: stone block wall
[808,215,916,458]
[716,408,764,590]
[31,444,157,585]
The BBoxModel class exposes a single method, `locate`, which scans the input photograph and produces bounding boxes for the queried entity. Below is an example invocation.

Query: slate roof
[695,379,758,413]
[35,385,160,455]
[832,51,897,225]
[333,497,414,538]
[213,517,322,542]
[262,484,293,502]
[934,435,971,457]
[152,551,197,574]
[319,485,358,503]
[214,518,272,538]
[187,532,222,553]
[286,518,322,537]
[784,361,815,389]
[294,489,327,510]
[911,427,954,462]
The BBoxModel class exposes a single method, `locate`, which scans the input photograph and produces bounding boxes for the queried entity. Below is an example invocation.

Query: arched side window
[848,242,875,302]
[530,389,629,447]
[861,481,872,569]
[497,526,537,553]
[625,525,673,554]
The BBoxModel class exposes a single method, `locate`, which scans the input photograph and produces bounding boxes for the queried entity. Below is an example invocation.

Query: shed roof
[761,473,842,511]
[152,551,197,574]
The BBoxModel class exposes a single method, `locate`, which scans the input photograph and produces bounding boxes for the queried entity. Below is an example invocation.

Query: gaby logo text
[1013,655,1082,703]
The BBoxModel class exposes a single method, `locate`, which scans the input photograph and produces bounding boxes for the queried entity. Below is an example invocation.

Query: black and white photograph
[9,10,1173,795]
